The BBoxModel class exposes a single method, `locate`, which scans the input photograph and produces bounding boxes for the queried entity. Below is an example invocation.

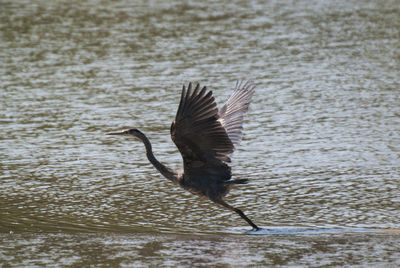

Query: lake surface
[1,0,399,266]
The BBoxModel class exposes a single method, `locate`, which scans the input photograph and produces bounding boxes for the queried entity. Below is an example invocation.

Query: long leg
[214,199,260,230]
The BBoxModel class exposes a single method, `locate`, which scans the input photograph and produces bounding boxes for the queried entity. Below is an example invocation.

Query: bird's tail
[225,179,249,184]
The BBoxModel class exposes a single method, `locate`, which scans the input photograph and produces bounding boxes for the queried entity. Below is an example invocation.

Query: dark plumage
[107,81,258,230]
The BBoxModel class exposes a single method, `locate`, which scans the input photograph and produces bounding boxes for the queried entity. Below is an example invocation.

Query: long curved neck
[136,133,179,183]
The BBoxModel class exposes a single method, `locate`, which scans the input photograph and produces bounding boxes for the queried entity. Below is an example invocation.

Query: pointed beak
[105,130,126,135]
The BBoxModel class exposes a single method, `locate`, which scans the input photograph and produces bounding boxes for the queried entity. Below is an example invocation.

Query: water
[1,0,399,266]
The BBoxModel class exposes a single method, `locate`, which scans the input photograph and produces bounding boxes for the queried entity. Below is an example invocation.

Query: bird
[106,81,259,230]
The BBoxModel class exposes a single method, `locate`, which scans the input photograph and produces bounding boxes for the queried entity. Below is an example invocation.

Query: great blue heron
[107,81,259,230]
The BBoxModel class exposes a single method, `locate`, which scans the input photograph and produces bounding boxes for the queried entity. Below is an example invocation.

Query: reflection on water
[1,0,399,266]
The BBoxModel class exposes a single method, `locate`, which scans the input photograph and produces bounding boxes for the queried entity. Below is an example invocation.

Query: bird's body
[107,81,259,230]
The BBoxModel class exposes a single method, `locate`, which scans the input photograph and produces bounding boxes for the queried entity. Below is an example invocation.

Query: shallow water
[1,0,399,266]
[1,230,400,267]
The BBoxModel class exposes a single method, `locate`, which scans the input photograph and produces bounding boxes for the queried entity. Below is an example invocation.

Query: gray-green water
[1,0,399,266]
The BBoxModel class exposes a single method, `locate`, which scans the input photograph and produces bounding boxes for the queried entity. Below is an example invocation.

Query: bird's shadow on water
[224,226,390,235]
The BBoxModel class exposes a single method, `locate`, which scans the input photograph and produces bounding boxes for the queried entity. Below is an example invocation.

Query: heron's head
[106,128,144,139]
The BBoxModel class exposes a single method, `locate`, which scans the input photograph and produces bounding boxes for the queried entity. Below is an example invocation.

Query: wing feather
[171,81,255,182]
[171,83,234,175]
[218,81,255,149]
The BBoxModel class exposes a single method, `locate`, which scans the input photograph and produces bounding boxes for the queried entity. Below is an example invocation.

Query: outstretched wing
[218,81,255,150]
[171,83,234,174]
